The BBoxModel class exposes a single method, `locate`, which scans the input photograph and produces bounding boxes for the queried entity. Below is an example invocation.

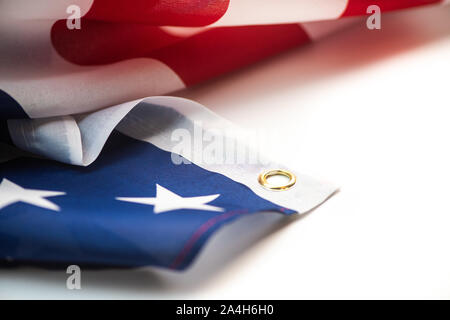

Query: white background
[1,5,449,299]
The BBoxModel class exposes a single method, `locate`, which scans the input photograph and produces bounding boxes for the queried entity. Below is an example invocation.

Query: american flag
[0,1,446,269]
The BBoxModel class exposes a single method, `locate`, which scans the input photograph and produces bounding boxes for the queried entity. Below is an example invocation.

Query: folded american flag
[0,0,446,270]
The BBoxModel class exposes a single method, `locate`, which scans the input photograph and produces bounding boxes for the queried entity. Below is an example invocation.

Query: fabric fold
[4,96,336,214]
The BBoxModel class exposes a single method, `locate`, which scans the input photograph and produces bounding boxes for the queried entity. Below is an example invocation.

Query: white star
[116,184,224,214]
[0,178,65,212]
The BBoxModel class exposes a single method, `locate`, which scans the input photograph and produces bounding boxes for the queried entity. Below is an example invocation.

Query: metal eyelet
[258,169,296,191]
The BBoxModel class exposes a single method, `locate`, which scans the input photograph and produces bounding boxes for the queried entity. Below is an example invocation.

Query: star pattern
[0,178,65,212]
[0,179,225,214]
[116,184,224,214]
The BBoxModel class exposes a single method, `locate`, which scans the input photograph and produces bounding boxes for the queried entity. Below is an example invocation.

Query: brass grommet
[258,169,296,191]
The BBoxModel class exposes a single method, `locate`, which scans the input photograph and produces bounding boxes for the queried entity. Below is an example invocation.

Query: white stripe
[7,99,141,166]
[8,116,83,164]
[0,19,185,119]
[301,17,362,41]
[3,58,185,119]
[213,0,349,26]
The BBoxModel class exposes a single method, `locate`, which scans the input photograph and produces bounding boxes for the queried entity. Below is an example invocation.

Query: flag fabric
[0,0,446,120]
[0,1,446,269]
[0,97,335,270]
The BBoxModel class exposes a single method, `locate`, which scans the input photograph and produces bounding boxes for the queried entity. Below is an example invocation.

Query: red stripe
[85,0,230,26]
[51,22,310,86]
[51,20,183,66]
[341,0,441,16]
[149,24,310,86]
